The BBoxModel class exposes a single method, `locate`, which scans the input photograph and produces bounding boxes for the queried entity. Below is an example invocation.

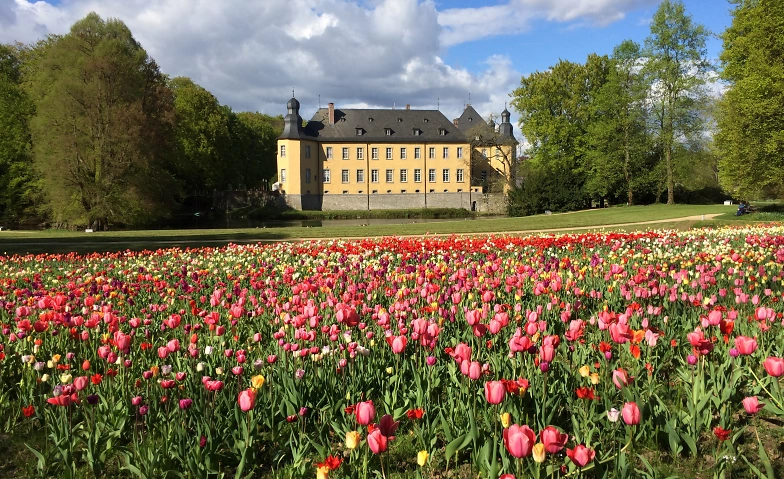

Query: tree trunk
[623,128,633,206]
[666,145,674,204]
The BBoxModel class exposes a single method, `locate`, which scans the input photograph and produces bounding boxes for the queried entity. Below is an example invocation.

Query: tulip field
[1,226,784,478]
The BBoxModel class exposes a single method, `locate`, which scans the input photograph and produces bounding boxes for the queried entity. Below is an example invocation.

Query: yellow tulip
[386,367,394,375]
[417,450,430,467]
[316,465,329,479]
[578,365,590,378]
[532,443,546,463]
[51,354,61,364]
[251,375,265,389]
[499,412,511,428]
[590,373,600,385]
[345,431,361,449]
[59,373,72,384]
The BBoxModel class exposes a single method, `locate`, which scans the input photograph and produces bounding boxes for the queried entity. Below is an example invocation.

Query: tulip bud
[345,431,361,449]
[532,443,547,463]
[499,412,511,428]
[417,450,430,467]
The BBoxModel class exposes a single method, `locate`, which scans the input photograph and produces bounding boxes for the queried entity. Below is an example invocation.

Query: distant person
[736,202,746,216]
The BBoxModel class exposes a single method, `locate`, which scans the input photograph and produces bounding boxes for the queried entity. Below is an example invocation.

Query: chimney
[328,103,335,125]
[453,119,459,127]
[406,104,410,110]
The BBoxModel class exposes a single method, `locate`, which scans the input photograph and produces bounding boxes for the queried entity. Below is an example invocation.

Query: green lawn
[0,204,745,255]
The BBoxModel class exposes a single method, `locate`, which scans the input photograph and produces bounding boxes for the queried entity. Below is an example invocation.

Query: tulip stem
[748,369,784,410]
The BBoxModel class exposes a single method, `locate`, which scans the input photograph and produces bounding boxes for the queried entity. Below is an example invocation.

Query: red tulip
[238,388,256,412]
[539,426,568,454]
[355,400,375,425]
[204,380,224,392]
[622,402,641,425]
[763,357,784,377]
[503,424,536,458]
[367,429,388,454]
[734,336,757,355]
[742,396,764,415]
[484,381,505,404]
[378,414,399,437]
[566,445,595,467]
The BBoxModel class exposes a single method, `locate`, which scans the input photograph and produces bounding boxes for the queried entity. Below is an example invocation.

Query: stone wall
[284,192,506,214]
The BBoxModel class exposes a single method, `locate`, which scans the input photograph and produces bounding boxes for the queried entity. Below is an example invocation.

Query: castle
[276,97,517,212]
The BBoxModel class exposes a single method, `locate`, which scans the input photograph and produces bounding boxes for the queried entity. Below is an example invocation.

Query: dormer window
[468,117,473,122]
[423,118,429,123]
[412,128,421,136]
[368,117,374,122]
[397,118,403,123]
[356,128,364,136]
[439,128,447,136]
[384,128,392,136]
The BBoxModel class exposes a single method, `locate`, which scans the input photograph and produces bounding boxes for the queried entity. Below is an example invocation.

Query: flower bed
[1,226,783,478]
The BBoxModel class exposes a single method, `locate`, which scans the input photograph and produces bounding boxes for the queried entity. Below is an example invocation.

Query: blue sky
[1,0,731,125]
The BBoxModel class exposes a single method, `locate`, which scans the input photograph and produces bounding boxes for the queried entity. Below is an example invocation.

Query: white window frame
[386,169,393,183]
[457,147,463,159]
[326,147,333,159]
[323,169,331,183]
[400,169,408,183]
[386,147,393,160]
[442,169,450,182]
[428,147,435,159]
[342,147,349,160]
[414,147,421,159]
[481,148,487,158]
[280,169,286,183]
[443,147,449,159]
[357,147,364,160]
[280,145,286,158]
[400,147,407,160]
[342,169,349,183]
[372,147,378,160]
[428,169,436,183]
[414,169,422,183]
[456,169,464,183]
[357,169,365,183]
[371,169,379,183]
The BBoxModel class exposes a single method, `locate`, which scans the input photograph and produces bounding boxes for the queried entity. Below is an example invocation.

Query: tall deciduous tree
[229,111,283,189]
[716,0,784,198]
[585,41,653,206]
[0,44,39,225]
[28,13,177,229]
[644,0,711,204]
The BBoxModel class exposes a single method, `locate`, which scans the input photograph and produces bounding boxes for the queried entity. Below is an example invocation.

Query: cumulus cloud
[0,0,651,130]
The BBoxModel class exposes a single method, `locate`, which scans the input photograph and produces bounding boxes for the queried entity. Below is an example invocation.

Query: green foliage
[507,163,590,216]
[0,44,40,225]
[716,0,784,198]
[27,13,179,229]
[229,111,283,188]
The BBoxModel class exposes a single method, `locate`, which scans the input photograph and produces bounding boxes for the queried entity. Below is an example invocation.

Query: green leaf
[445,433,471,461]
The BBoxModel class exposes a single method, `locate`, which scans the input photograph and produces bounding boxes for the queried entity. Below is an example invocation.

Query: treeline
[0,13,282,230]
[509,0,729,215]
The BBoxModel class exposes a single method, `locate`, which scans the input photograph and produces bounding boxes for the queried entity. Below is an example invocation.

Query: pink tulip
[73,376,88,391]
[734,336,757,355]
[540,426,568,454]
[367,429,388,454]
[355,400,375,425]
[391,335,407,354]
[763,357,784,377]
[612,369,632,389]
[622,402,641,425]
[484,381,505,404]
[566,444,595,467]
[157,346,169,359]
[742,396,764,415]
[503,424,536,458]
[204,380,224,392]
[167,339,180,353]
[238,388,256,412]
[540,344,555,363]
[468,361,482,380]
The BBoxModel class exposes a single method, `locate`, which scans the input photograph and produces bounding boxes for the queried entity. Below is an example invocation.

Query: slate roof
[455,104,486,133]
[303,108,467,143]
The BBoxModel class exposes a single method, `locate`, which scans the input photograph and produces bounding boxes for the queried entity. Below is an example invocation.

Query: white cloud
[0,0,651,137]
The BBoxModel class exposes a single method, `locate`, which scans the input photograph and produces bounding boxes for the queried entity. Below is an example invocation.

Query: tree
[585,41,654,206]
[170,76,232,193]
[644,0,711,204]
[27,13,178,229]
[0,44,39,225]
[716,0,784,198]
[228,111,283,189]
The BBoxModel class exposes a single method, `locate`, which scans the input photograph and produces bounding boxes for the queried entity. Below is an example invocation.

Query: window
[414,147,421,159]
[342,147,349,160]
[305,168,311,184]
[280,169,286,183]
[481,170,487,182]
[342,190,348,194]
[456,169,464,183]
[428,169,436,183]
[496,147,501,160]
[356,169,365,183]
[357,147,364,160]
[400,169,408,183]
[305,146,311,158]
[413,128,421,136]
[372,190,378,194]
[280,145,286,158]
[401,189,406,193]
[428,147,435,159]
[457,147,463,159]
[442,169,450,182]
[443,147,449,159]
[385,128,392,136]
[400,147,407,160]
[371,169,379,183]
[386,169,393,183]
[342,169,349,183]
[386,147,393,160]
[372,147,378,160]
[481,148,487,158]
[323,169,331,183]
[356,128,363,136]
[439,128,446,136]
[414,169,422,183]
[326,147,333,159]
